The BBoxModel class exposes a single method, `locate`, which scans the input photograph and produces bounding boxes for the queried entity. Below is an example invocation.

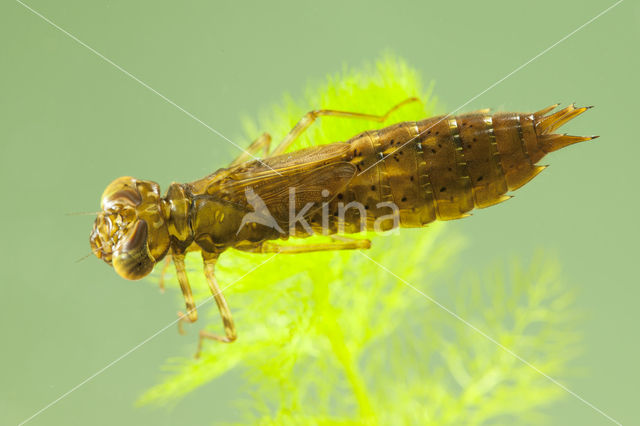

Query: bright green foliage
[139,56,580,425]
[241,54,436,154]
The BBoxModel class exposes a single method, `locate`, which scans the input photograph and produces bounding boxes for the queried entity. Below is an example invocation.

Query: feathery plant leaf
[139,55,580,425]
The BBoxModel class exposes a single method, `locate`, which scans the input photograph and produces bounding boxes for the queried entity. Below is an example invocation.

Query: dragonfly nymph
[90,99,595,357]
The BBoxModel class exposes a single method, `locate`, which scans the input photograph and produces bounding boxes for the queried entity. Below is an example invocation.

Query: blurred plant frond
[140,55,580,425]
[241,53,437,154]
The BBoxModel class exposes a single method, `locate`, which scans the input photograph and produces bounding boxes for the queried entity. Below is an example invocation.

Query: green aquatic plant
[139,56,580,425]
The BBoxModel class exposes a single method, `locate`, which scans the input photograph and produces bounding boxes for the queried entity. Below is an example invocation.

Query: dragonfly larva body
[312,103,595,233]
[90,100,594,356]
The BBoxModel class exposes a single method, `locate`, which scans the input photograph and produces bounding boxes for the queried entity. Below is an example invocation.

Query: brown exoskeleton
[90,98,595,357]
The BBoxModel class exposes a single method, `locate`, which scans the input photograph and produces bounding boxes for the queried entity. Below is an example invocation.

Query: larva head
[90,176,171,280]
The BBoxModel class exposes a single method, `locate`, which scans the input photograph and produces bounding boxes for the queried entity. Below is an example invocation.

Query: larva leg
[230,132,272,166]
[196,253,237,358]
[269,97,421,156]
[259,237,371,254]
[157,254,172,293]
[173,252,198,335]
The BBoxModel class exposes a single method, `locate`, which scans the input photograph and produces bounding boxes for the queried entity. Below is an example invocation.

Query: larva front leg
[173,251,199,335]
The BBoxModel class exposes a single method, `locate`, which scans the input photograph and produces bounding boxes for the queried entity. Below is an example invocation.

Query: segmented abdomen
[328,104,593,233]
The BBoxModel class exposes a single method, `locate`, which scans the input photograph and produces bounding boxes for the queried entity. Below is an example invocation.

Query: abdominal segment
[307,105,593,235]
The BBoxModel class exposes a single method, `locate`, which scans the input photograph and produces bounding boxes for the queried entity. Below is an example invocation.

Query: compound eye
[101,176,142,210]
[112,220,155,280]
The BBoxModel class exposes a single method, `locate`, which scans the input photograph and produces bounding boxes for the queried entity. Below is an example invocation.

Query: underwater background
[1,0,638,424]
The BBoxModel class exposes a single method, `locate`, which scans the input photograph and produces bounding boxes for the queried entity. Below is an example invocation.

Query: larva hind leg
[195,253,237,358]
[268,97,421,157]
[230,132,272,166]
[258,236,371,254]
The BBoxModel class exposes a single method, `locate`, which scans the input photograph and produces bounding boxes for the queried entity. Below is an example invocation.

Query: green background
[1,0,638,424]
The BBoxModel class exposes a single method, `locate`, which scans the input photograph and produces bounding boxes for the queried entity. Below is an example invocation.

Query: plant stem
[315,276,376,423]
[327,323,376,423]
